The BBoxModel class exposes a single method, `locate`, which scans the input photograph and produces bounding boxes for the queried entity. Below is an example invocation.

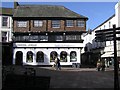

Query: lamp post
[113,25,119,90]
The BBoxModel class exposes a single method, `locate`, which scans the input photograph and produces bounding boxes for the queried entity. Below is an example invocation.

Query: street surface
[10,66,116,89]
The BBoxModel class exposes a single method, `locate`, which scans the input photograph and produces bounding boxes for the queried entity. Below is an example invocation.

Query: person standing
[96,59,101,71]
[57,57,61,70]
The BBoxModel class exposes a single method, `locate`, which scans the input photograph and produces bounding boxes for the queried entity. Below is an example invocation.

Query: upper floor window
[66,20,74,27]
[52,20,60,28]
[2,17,8,27]
[109,22,111,28]
[77,20,85,27]
[17,21,27,27]
[34,20,43,27]
[104,25,106,29]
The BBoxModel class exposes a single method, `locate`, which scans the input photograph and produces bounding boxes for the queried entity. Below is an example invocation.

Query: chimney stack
[14,0,19,9]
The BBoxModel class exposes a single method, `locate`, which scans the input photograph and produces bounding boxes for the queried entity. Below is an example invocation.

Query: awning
[101,51,120,58]
[101,52,114,58]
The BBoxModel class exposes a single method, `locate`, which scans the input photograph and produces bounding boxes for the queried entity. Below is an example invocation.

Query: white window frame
[52,20,60,28]
[17,21,27,27]
[66,20,74,27]
[34,20,43,27]
[77,20,85,27]
[2,16,8,27]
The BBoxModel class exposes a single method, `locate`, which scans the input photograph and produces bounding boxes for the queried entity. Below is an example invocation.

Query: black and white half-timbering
[13,43,83,66]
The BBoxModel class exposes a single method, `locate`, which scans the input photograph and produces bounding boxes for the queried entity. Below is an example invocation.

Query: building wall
[13,19,86,32]
[13,43,82,66]
[31,20,47,32]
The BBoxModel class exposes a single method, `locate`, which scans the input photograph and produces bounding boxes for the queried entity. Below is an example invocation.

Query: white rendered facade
[94,2,120,58]
[0,15,13,42]
[13,43,82,66]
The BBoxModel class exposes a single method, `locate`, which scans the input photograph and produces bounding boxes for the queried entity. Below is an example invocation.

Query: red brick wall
[13,19,87,32]
[30,20,47,32]
[14,20,29,32]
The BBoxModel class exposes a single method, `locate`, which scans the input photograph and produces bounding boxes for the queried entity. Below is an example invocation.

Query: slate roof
[0,7,13,15]
[13,5,88,19]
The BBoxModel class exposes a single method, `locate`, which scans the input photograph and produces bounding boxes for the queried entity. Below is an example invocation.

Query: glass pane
[60,51,67,62]
[34,20,43,27]
[2,17,8,26]
[26,51,33,63]
[17,21,27,27]
[70,51,77,62]
[50,51,57,62]
[36,51,44,62]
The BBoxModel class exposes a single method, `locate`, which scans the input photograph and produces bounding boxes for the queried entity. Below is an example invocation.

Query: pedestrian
[57,57,61,70]
[101,60,105,71]
[52,56,57,70]
[96,59,101,71]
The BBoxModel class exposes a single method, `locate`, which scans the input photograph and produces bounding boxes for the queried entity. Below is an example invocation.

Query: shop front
[13,43,83,66]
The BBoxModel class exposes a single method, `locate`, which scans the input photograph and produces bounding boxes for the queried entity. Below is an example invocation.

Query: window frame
[60,51,67,62]
[33,20,43,27]
[70,51,77,62]
[36,51,44,63]
[66,20,74,27]
[52,20,60,28]
[77,20,85,27]
[2,16,8,27]
[26,51,33,63]
[17,21,27,27]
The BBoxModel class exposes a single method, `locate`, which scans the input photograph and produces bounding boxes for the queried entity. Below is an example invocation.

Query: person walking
[57,57,61,70]
[96,59,101,71]
[101,60,105,71]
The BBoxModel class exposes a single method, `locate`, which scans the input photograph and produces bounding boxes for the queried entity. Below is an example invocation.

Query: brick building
[12,2,88,66]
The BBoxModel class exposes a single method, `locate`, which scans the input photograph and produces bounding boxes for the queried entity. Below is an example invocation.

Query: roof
[93,14,115,31]
[13,5,88,19]
[0,7,13,15]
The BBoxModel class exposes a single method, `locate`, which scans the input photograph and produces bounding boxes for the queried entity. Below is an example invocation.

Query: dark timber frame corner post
[113,24,119,90]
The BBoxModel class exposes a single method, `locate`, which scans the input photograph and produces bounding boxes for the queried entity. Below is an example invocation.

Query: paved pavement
[5,65,116,89]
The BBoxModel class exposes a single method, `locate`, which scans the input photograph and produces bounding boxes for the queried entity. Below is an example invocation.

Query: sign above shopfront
[13,43,84,48]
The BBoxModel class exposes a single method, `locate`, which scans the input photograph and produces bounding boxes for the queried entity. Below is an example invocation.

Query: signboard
[13,43,84,48]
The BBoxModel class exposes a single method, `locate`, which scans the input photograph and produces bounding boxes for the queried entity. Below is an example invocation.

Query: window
[36,51,44,62]
[15,51,23,65]
[2,17,8,27]
[23,36,29,41]
[29,35,38,41]
[39,35,48,41]
[17,21,27,27]
[55,35,63,41]
[52,20,60,28]
[66,20,74,27]
[50,51,58,62]
[104,25,106,29]
[109,22,111,28]
[60,51,67,62]
[34,20,43,27]
[70,51,77,62]
[2,32,7,42]
[66,35,81,41]
[77,20,85,27]
[26,51,33,63]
